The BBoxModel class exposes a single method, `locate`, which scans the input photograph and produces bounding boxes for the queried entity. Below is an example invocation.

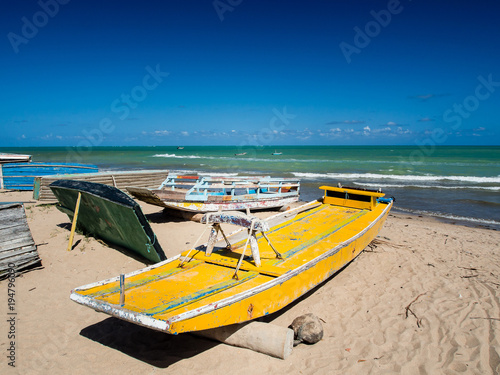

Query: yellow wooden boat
[70,185,393,334]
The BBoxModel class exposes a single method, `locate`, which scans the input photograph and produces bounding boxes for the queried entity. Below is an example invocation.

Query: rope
[233,219,256,280]
[178,212,213,267]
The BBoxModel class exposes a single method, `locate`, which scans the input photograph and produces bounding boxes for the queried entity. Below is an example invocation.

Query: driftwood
[404,293,427,328]
[371,238,406,248]
[0,203,40,279]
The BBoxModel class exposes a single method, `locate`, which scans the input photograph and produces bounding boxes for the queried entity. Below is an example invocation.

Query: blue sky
[1,0,499,147]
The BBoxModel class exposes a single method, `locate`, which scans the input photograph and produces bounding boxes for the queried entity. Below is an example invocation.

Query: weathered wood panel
[34,169,170,201]
[0,203,40,279]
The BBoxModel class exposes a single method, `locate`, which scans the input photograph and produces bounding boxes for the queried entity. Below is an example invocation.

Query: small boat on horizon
[234,152,247,156]
[271,150,282,155]
[127,174,300,213]
[177,147,184,150]
[70,185,394,335]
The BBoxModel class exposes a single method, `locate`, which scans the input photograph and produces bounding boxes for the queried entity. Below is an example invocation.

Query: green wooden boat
[50,180,166,263]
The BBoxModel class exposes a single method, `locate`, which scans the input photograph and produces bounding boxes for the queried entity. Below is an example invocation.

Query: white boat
[127,174,300,213]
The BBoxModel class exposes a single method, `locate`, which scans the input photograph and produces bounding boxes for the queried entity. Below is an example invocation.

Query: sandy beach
[1,190,499,375]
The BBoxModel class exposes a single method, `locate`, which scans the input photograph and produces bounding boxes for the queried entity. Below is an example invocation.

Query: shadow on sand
[78,259,354,367]
[80,317,219,368]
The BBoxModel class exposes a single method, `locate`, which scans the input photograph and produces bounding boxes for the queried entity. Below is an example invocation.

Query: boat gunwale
[159,196,300,212]
[158,175,300,199]
[70,199,392,333]
[70,200,321,291]
[51,184,134,209]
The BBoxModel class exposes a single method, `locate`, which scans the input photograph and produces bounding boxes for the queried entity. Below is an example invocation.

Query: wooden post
[67,192,82,251]
[119,274,125,305]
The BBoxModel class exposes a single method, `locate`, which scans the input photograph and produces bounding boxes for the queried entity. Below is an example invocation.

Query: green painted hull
[50,180,166,263]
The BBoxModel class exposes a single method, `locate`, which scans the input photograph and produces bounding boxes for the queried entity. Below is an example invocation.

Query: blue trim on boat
[1,162,98,190]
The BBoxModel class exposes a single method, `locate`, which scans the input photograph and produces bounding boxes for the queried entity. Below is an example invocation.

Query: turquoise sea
[3,146,500,229]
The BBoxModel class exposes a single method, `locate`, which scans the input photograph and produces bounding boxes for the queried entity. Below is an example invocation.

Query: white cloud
[373,127,391,133]
[152,130,171,136]
[325,120,365,125]
[395,127,411,134]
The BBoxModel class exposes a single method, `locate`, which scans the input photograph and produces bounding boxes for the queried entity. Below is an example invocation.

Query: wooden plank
[0,205,25,227]
[0,246,37,261]
[0,227,33,245]
[182,251,288,277]
[35,170,169,201]
[0,235,35,252]
[0,202,40,279]
[143,271,258,315]
[0,253,39,275]
[0,220,31,232]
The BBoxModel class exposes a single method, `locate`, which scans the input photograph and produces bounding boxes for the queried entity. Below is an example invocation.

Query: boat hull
[127,186,299,212]
[2,162,98,190]
[50,180,166,263]
[127,175,300,213]
[70,193,392,334]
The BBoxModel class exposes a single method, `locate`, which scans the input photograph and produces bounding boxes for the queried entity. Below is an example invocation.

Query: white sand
[1,190,499,374]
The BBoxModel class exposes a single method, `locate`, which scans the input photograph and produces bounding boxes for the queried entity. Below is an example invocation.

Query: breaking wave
[152,153,204,159]
[292,172,500,184]
[394,207,500,227]
[352,182,500,191]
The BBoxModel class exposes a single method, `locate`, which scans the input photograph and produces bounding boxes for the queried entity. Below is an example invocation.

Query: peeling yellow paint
[71,188,393,334]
